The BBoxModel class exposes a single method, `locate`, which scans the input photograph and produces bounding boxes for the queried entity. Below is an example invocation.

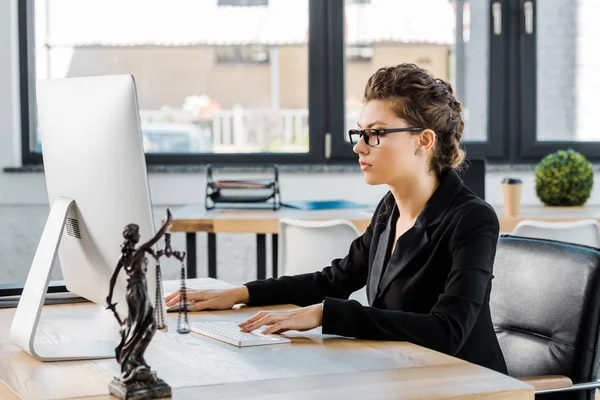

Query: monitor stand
[9,197,116,361]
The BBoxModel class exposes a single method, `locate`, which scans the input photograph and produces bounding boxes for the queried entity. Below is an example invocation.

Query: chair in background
[278,218,368,305]
[512,219,600,248]
[490,235,600,399]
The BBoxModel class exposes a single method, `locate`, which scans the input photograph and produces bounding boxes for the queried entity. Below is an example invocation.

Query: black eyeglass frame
[348,127,425,147]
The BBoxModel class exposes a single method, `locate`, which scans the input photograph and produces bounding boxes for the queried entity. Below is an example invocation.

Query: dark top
[245,169,508,374]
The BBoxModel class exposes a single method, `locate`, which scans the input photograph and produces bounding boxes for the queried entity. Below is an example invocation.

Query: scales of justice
[105,208,191,399]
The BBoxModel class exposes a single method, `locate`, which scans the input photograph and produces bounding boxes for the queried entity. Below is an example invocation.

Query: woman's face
[353,100,427,186]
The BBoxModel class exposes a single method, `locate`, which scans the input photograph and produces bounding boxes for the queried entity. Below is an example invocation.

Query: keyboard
[189,321,291,347]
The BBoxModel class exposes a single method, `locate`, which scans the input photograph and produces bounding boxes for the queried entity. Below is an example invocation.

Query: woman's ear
[417,129,436,153]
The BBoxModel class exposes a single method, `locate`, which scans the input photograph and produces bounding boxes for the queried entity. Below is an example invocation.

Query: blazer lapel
[375,221,430,301]
[367,207,394,303]
[373,170,464,301]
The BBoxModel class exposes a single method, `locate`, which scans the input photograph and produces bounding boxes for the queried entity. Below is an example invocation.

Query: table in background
[0,278,533,400]
[496,205,600,232]
[169,204,600,280]
[168,206,373,280]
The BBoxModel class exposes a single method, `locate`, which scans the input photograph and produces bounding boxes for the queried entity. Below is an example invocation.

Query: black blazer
[245,169,508,374]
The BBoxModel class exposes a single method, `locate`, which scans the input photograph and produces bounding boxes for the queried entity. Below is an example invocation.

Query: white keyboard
[189,321,291,347]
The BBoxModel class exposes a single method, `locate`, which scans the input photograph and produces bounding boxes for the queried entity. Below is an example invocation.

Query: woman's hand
[164,286,249,311]
[238,304,323,335]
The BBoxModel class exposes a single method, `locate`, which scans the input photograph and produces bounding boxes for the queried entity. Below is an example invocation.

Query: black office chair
[458,157,486,200]
[490,235,600,400]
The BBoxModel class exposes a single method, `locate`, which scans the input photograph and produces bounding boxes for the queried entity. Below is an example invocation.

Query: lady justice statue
[105,209,177,399]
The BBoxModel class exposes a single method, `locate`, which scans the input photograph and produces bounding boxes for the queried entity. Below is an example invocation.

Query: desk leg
[185,233,197,279]
[208,233,217,279]
[272,234,278,279]
[256,234,266,280]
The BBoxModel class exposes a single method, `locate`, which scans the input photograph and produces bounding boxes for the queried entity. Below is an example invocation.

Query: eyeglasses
[348,127,424,147]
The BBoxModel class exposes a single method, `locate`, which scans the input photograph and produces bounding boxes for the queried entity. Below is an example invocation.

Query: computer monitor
[10,75,167,361]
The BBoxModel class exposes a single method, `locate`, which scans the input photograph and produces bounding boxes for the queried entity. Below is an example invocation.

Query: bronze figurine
[106,209,173,399]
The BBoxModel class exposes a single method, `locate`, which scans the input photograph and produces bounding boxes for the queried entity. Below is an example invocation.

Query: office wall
[6,167,600,287]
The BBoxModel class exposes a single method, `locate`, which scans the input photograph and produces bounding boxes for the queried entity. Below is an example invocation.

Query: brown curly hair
[363,63,466,176]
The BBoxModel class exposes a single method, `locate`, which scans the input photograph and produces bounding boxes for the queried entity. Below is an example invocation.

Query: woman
[165,64,508,374]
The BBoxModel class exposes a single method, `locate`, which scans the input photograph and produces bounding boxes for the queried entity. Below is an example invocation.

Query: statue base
[109,373,172,400]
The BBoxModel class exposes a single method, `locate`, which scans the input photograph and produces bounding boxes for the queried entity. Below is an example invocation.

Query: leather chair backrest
[490,235,600,399]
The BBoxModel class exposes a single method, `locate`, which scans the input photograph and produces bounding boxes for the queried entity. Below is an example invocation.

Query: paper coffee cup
[502,178,522,217]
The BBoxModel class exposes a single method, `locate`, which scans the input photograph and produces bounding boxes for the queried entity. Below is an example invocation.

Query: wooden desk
[0,279,533,400]
[169,204,600,280]
[169,206,374,280]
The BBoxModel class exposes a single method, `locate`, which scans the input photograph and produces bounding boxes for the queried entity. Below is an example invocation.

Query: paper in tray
[205,164,281,210]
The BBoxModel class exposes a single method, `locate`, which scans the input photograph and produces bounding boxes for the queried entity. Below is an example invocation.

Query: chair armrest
[520,375,573,391]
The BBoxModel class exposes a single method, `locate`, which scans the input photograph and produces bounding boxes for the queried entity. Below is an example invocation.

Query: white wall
[4,167,600,208]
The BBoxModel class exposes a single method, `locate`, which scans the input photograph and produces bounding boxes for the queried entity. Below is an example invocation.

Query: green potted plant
[535,149,594,206]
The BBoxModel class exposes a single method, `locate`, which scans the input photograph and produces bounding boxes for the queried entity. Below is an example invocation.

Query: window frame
[18,0,328,166]
[20,0,600,166]
[328,0,509,162]
[19,0,37,166]
[518,0,600,162]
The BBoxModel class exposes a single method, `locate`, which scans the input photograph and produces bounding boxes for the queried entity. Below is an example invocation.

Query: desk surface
[169,205,375,234]
[169,203,600,234]
[0,279,533,400]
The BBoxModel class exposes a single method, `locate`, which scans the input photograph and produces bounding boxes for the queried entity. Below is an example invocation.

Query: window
[21,0,323,165]
[218,0,269,6]
[330,0,505,160]
[346,45,373,62]
[19,0,600,165]
[215,45,270,64]
[519,0,600,161]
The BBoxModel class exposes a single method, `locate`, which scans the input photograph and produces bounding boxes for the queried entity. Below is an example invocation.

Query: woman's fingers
[238,308,305,331]
[186,291,212,302]
[263,320,291,335]
[239,310,284,329]
[165,293,182,306]
[167,290,214,307]
[192,298,222,311]
[164,290,181,303]
[242,305,321,334]
[238,311,269,329]
[165,288,198,303]
[241,313,290,332]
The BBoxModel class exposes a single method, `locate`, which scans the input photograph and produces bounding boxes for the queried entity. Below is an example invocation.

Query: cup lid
[502,177,522,184]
